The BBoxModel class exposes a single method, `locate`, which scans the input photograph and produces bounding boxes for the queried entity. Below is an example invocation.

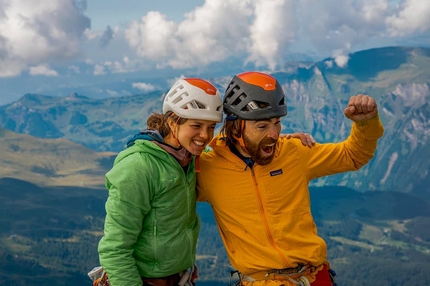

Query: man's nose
[267,126,279,139]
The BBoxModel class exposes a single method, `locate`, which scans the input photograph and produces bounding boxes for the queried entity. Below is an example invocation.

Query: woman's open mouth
[193,140,205,147]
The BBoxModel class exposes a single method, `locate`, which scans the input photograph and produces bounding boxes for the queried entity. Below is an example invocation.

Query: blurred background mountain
[1,46,430,285]
[2,46,429,198]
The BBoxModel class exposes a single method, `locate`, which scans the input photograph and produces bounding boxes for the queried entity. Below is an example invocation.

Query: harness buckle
[178,264,198,286]
[229,270,242,286]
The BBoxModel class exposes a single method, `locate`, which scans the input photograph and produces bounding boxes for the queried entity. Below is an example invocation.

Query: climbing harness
[228,270,242,286]
[88,266,110,286]
[288,276,310,286]
[228,264,337,286]
[178,264,198,286]
[264,263,308,277]
[88,265,197,286]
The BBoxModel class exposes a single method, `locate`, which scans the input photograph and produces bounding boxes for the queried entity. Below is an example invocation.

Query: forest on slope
[1,179,429,285]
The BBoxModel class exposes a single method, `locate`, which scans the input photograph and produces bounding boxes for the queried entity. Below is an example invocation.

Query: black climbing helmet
[223,71,287,120]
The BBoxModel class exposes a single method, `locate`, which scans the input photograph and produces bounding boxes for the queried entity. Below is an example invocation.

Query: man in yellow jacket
[196,71,384,286]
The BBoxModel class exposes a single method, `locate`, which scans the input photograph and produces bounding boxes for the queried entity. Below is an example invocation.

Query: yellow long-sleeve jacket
[197,115,384,275]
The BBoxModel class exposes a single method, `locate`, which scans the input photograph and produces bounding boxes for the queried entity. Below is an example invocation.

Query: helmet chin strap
[233,120,249,155]
[169,114,182,148]
[168,113,200,172]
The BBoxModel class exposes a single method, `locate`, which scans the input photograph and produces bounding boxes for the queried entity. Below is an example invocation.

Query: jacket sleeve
[98,153,154,286]
[304,115,384,180]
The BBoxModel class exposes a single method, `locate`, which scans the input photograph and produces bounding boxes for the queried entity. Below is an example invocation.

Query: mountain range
[1,46,430,285]
[1,46,429,200]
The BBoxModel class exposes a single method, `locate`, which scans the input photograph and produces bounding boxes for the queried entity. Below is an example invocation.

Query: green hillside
[0,127,115,188]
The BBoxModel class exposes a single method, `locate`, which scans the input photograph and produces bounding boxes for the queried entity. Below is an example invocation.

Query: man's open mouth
[260,143,275,156]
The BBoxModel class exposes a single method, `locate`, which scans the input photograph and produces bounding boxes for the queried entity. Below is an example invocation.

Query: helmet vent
[182,100,206,111]
[171,90,188,105]
[252,100,269,109]
[231,92,247,107]
[279,97,286,106]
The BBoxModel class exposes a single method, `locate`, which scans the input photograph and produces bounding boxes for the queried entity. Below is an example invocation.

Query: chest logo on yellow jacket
[270,169,283,176]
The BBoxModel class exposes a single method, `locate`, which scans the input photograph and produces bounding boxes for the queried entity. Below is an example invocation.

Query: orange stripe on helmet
[184,78,218,95]
[236,71,276,91]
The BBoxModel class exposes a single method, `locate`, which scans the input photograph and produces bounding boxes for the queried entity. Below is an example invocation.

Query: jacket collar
[128,129,192,167]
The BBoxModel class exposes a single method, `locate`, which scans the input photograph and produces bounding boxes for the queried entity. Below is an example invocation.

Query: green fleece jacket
[98,136,200,286]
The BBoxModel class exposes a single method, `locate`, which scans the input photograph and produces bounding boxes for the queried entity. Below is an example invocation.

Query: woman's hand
[281,132,316,148]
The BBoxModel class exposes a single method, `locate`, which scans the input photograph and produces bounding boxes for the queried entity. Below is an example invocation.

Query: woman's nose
[200,129,209,139]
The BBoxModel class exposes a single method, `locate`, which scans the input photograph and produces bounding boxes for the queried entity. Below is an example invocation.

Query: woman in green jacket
[97,78,223,286]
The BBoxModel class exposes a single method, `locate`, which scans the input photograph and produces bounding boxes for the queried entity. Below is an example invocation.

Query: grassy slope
[0,127,115,188]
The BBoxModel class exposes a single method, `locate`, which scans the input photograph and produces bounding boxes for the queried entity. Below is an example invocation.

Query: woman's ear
[167,117,176,131]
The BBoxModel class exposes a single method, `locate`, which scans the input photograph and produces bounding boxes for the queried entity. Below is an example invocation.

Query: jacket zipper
[250,168,290,268]
[153,215,157,260]
[186,165,193,262]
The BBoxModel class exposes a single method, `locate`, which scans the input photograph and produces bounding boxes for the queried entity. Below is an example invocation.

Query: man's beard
[243,135,277,166]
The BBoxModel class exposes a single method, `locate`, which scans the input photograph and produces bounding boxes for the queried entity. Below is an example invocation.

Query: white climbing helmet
[163,78,223,122]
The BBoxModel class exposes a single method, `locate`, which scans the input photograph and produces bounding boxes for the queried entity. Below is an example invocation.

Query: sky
[1,0,430,105]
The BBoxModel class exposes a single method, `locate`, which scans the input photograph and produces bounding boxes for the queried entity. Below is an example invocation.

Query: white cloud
[132,82,156,92]
[124,0,301,70]
[1,0,430,80]
[334,55,349,68]
[106,89,118,96]
[83,28,99,41]
[125,11,177,60]
[170,0,252,68]
[68,65,80,74]
[90,56,149,74]
[324,60,334,69]
[332,49,349,68]
[120,0,430,71]
[299,0,389,53]
[167,75,186,87]
[386,0,430,36]
[94,64,106,75]
[246,0,298,69]
[0,0,90,77]
[124,0,252,69]
[29,64,58,76]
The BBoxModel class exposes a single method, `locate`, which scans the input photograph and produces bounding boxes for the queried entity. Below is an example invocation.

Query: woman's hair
[146,111,188,137]
[221,119,243,145]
